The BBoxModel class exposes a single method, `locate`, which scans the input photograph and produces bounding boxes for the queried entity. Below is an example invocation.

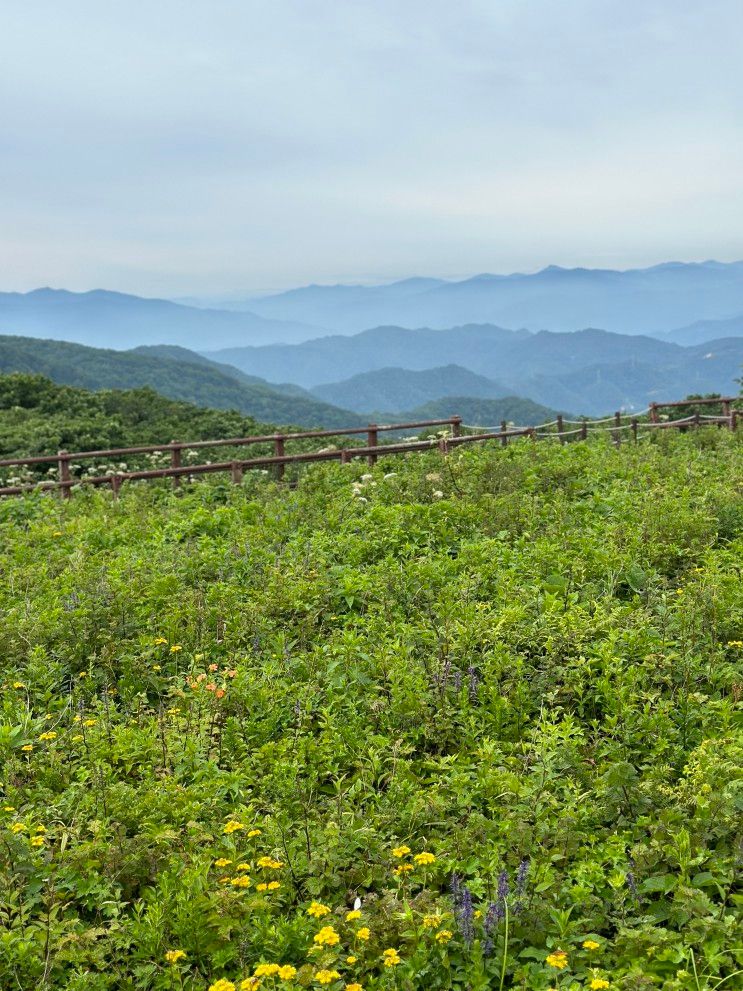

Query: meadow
[1,430,741,991]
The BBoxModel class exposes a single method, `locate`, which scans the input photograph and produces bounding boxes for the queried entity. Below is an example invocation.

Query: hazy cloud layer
[1,1,742,294]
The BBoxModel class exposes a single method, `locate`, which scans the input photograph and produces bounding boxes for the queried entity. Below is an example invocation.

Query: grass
[1,429,742,990]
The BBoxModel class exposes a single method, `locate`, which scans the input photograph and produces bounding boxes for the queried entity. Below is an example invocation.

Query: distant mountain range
[237,261,743,336]
[0,335,562,428]
[0,288,323,350]
[210,325,743,414]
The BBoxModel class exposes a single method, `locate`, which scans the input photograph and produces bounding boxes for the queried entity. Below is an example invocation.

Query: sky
[1,0,743,297]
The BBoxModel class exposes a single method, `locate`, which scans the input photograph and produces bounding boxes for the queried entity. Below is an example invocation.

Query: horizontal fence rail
[0,398,739,499]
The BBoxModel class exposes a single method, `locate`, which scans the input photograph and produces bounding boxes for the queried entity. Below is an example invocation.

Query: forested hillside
[1,429,741,990]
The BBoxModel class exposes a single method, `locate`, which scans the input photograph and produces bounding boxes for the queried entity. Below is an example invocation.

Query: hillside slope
[0,335,362,427]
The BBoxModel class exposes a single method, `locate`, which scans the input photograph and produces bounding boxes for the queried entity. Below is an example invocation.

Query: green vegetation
[1,427,742,990]
[0,337,363,428]
[399,395,562,427]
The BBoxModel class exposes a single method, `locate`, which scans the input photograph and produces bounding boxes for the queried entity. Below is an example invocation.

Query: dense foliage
[0,338,363,428]
[1,430,742,991]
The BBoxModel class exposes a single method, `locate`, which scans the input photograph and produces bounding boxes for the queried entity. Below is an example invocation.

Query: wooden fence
[0,396,739,500]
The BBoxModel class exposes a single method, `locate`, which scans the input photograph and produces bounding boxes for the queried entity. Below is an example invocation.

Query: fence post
[500,420,508,447]
[57,450,71,500]
[580,418,588,441]
[170,441,181,489]
[438,437,449,456]
[613,412,622,448]
[367,423,378,465]
[450,415,462,438]
[231,461,243,484]
[731,410,738,431]
[556,414,564,445]
[340,449,351,464]
[649,403,659,424]
[110,474,121,500]
[274,434,285,481]
[631,418,638,443]
[694,410,701,430]
[722,399,731,418]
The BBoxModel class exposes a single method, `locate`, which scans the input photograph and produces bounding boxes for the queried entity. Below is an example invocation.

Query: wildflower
[209,663,219,672]
[72,735,84,742]
[152,665,162,672]
[208,982,236,991]
[153,637,168,645]
[393,864,413,875]
[345,909,361,921]
[453,882,474,947]
[224,821,245,834]
[583,940,600,951]
[346,956,357,964]
[83,719,97,727]
[307,901,331,918]
[206,683,217,692]
[382,948,401,967]
[21,745,33,753]
[3,806,16,812]
[423,915,442,928]
[215,858,233,868]
[215,688,226,699]
[218,876,231,884]
[257,856,284,869]
[546,950,568,969]
[226,669,238,678]
[236,862,251,872]
[79,672,87,678]
[435,930,453,943]
[356,927,370,941]
[254,964,280,977]
[34,825,46,833]
[240,981,260,991]
[248,828,262,837]
[165,950,187,964]
[11,823,26,833]
[590,981,609,990]
[315,971,340,985]
[167,707,181,715]
[414,852,436,865]
[30,835,45,847]
[231,876,251,888]
[170,645,183,653]
[278,965,297,979]
[38,731,57,741]
[346,985,363,991]
[12,682,25,689]
[314,926,340,946]
[392,845,411,858]
[256,883,268,891]
[267,881,281,890]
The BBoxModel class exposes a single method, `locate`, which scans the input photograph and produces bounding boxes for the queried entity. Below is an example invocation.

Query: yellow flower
[314,926,340,946]
[38,731,58,741]
[21,745,33,752]
[215,858,233,868]
[231,876,251,888]
[583,940,600,951]
[346,985,363,991]
[345,910,361,921]
[153,637,168,645]
[345,956,357,964]
[307,901,331,918]
[267,881,281,890]
[256,883,268,891]
[170,645,183,653]
[435,930,453,943]
[240,980,261,991]
[248,828,262,837]
[315,971,340,985]
[30,835,45,847]
[278,965,297,979]
[236,862,251,872]
[2,806,15,812]
[393,864,413,875]
[79,672,87,678]
[414,852,435,866]
[11,823,26,833]
[152,665,162,671]
[382,948,401,967]
[208,982,236,991]
[34,825,46,833]
[546,950,568,969]
[165,950,187,964]
[422,915,442,928]
[257,856,284,869]
[12,682,25,689]
[224,821,245,834]
[218,876,231,884]
[590,980,609,990]
[356,927,370,941]
[83,719,97,727]
[254,964,280,977]
[392,845,411,858]
[72,735,84,742]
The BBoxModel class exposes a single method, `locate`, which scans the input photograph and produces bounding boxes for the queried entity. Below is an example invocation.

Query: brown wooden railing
[0,397,739,499]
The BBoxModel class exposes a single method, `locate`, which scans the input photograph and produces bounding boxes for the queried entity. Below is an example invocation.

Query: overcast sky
[1,1,742,296]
